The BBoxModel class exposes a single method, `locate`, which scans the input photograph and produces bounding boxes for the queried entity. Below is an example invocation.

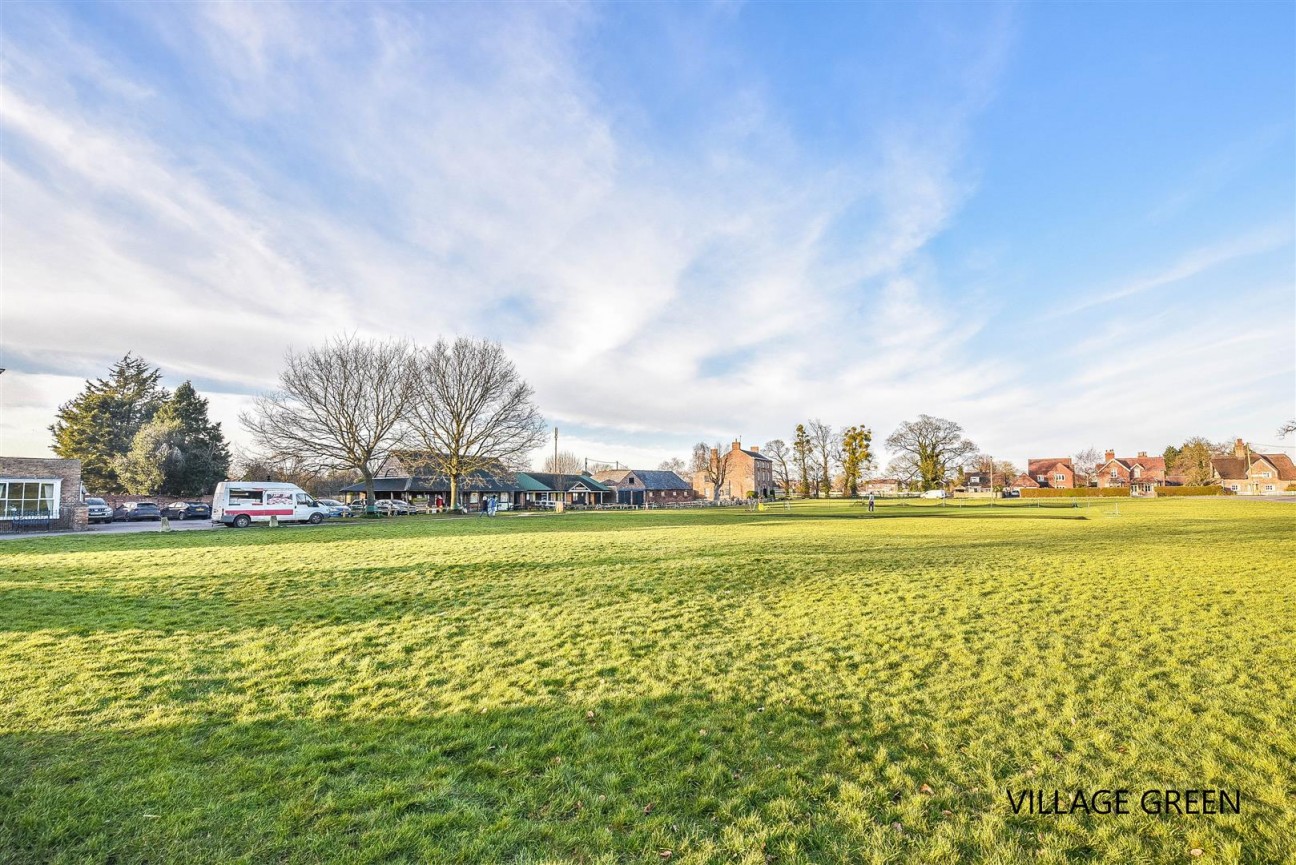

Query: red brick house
[1094,449,1168,494]
[1011,458,1083,491]
[1211,439,1296,495]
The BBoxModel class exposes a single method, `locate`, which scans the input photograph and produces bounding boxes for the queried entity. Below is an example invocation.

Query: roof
[338,468,525,494]
[601,469,691,490]
[1213,452,1296,481]
[1010,473,1042,488]
[519,472,613,493]
[592,469,631,485]
[1027,458,1074,476]
[739,449,772,462]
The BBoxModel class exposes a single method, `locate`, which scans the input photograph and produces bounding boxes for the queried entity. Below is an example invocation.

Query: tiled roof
[629,470,692,490]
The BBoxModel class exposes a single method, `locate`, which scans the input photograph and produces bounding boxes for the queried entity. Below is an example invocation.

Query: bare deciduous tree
[885,414,978,491]
[807,418,838,498]
[692,441,733,501]
[1280,420,1296,439]
[761,439,792,496]
[241,335,415,506]
[658,457,687,475]
[409,337,546,509]
[1071,446,1102,487]
[544,450,584,474]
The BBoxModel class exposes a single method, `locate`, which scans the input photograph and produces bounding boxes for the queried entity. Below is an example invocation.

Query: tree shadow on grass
[0,693,1002,865]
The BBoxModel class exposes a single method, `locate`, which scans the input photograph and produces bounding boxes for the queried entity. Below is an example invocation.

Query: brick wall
[0,456,87,530]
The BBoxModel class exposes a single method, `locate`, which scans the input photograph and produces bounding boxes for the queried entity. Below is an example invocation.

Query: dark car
[114,502,163,521]
[85,497,114,524]
[162,501,212,520]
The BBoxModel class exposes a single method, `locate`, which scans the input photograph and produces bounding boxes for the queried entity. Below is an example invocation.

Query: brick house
[1011,458,1084,491]
[592,469,696,505]
[1094,449,1168,494]
[692,441,775,499]
[1,456,88,531]
[1211,439,1296,495]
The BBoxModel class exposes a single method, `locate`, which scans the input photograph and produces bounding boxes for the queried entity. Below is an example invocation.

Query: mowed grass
[1,499,1293,864]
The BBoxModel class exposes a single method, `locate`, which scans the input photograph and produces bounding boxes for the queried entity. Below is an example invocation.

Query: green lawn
[1,499,1293,864]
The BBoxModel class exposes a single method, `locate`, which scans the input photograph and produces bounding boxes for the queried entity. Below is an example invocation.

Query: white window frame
[0,478,62,519]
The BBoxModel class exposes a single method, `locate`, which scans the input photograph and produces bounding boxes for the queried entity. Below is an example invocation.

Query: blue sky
[2,0,1293,470]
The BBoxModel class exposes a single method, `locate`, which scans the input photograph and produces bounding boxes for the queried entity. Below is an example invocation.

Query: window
[1258,471,1272,478]
[1110,469,1118,479]
[0,479,60,517]
[1036,475,1046,482]
[228,488,264,505]
[1265,484,1275,492]
[1230,484,1239,491]
[295,493,313,505]
[1054,473,1066,483]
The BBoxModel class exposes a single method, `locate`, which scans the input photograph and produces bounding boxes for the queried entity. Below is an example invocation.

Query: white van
[211,481,332,528]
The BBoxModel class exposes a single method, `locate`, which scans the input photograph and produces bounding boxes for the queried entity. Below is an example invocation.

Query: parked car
[1001,489,1021,499]
[375,499,411,515]
[162,501,212,520]
[85,497,114,524]
[317,498,353,518]
[115,502,163,521]
[921,489,947,499]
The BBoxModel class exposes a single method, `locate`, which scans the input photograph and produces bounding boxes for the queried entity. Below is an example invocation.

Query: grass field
[1,498,1293,864]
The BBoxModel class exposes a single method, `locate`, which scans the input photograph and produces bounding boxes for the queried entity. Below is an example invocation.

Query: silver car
[85,497,114,524]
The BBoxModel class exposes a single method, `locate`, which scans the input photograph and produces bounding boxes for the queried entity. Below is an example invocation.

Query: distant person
[434,495,444,513]
[867,491,876,513]
[488,495,498,517]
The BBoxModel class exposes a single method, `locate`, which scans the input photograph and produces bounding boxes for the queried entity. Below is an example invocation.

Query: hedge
[1155,485,1235,497]
[1020,487,1127,498]
[1020,485,1233,498]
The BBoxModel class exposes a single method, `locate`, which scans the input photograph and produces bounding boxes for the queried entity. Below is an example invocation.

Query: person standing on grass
[435,494,444,513]
[868,490,875,513]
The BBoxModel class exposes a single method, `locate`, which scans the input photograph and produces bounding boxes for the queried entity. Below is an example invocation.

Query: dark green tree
[840,425,873,498]
[50,354,168,492]
[154,381,232,495]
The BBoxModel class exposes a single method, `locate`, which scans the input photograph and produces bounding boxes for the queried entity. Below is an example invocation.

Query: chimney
[1104,449,1115,463]
[710,447,719,462]
[731,440,742,452]
[749,445,759,453]
[1234,438,1246,458]
[1137,451,1147,458]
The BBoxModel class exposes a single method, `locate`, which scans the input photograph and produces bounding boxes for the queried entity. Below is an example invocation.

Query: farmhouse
[592,469,695,505]
[693,441,775,499]
[1011,458,1084,492]
[1211,439,1296,495]
[1094,450,1169,494]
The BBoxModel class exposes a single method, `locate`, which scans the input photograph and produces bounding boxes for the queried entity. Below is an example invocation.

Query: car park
[162,501,212,520]
[375,499,411,515]
[115,502,163,521]
[85,497,114,524]
[317,498,353,517]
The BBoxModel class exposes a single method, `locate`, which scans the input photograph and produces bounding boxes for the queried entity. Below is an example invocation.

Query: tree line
[51,354,232,495]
